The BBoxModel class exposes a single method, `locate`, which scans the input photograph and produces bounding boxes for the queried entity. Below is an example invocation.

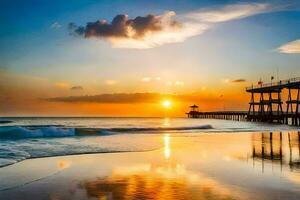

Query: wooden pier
[186,111,247,121]
[186,77,300,126]
[247,77,300,126]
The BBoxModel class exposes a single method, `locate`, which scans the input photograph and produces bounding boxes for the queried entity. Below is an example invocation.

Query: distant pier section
[186,105,247,121]
[186,77,300,126]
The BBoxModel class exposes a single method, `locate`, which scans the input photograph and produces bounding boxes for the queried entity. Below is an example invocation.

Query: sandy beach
[0,132,299,200]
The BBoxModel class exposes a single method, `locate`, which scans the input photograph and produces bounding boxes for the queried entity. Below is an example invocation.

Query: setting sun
[162,100,172,109]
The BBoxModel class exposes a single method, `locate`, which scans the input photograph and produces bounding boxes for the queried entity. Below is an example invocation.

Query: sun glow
[164,134,171,159]
[162,100,172,109]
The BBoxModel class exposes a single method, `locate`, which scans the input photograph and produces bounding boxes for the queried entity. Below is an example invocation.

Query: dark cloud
[68,23,85,36]
[70,86,83,90]
[44,93,219,104]
[46,93,162,104]
[231,79,246,83]
[68,12,181,39]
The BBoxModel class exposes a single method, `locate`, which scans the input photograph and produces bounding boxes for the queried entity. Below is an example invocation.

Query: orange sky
[1,1,299,116]
[0,70,249,116]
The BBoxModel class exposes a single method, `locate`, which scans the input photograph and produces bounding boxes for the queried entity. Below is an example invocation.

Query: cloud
[141,77,151,82]
[141,77,162,82]
[69,11,183,48]
[277,39,300,54]
[105,80,118,85]
[185,3,271,23]
[174,81,185,86]
[55,82,70,89]
[231,79,246,83]
[70,86,83,90]
[51,22,62,29]
[46,93,162,103]
[69,3,273,49]
[44,92,219,104]
[222,79,230,83]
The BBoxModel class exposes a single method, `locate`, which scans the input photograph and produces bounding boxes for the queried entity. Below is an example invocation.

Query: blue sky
[0,0,300,115]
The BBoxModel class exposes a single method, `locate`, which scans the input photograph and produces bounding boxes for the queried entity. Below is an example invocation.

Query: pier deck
[186,111,247,121]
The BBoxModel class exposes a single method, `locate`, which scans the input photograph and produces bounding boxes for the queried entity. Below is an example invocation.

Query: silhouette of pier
[186,77,300,126]
[186,110,247,121]
[247,77,300,125]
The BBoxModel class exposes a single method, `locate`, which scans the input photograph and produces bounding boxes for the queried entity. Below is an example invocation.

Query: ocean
[0,117,299,168]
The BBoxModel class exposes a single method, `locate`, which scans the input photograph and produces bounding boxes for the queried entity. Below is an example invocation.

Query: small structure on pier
[186,104,199,118]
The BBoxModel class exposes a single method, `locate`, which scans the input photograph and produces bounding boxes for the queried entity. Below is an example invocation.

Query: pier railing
[246,77,300,91]
[186,111,248,121]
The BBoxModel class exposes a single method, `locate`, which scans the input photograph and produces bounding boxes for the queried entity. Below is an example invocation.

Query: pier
[186,77,300,126]
[247,77,300,125]
[186,111,247,121]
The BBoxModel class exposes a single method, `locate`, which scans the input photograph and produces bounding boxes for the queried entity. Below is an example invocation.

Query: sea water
[0,117,299,168]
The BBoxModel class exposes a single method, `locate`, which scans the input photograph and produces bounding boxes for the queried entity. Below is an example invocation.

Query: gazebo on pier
[186,104,199,118]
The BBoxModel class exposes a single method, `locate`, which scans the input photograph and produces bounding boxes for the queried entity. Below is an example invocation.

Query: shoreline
[1,129,300,169]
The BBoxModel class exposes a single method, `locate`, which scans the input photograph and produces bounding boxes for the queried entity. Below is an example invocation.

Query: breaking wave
[0,125,213,139]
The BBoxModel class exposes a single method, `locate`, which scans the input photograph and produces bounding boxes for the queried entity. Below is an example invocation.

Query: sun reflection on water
[163,118,170,127]
[164,134,171,159]
[82,162,244,200]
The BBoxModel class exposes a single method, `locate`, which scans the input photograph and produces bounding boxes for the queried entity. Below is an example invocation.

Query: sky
[0,0,300,116]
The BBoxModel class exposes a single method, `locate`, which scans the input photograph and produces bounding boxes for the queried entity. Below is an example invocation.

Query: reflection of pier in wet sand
[252,132,300,172]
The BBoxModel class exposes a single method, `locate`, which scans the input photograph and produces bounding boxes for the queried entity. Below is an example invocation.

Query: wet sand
[0,132,299,200]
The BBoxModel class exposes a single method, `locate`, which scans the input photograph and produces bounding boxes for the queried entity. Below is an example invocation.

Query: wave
[0,126,75,139]
[106,125,212,132]
[0,125,213,139]
[0,120,13,124]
